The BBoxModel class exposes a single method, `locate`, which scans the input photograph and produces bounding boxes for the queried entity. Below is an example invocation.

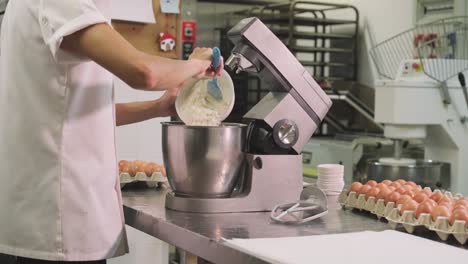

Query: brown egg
[449,209,468,225]
[412,185,423,192]
[144,163,156,177]
[403,190,416,198]
[453,203,468,211]
[376,188,392,201]
[366,180,378,187]
[375,183,388,190]
[430,192,444,203]
[120,165,130,175]
[402,185,413,191]
[118,160,130,170]
[134,160,147,173]
[438,202,453,211]
[425,199,437,207]
[454,198,468,207]
[381,180,393,186]
[415,200,435,218]
[366,187,380,200]
[396,195,413,206]
[388,186,397,191]
[438,196,454,208]
[390,182,402,189]
[396,179,407,185]
[421,188,432,196]
[386,192,401,205]
[134,160,145,166]
[348,182,363,193]
[431,205,451,221]
[405,181,417,187]
[153,164,164,175]
[128,162,137,177]
[395,187,407,194]
[413,192,429,203]
[400,199,419,215]
[358,185,372,196]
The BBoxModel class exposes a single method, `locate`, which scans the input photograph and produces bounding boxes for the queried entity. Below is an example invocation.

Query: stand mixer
[373,70,467,193]
[163,17,332,213]
[370,17,468,194]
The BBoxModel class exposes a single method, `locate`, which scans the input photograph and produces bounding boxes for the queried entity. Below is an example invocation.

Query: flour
[178,78,230,126]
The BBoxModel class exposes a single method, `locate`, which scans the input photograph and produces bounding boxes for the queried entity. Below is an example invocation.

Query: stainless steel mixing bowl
[162,122,247,198]
[367,159,451,190]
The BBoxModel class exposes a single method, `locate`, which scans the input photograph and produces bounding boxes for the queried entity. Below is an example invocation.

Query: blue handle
[212,47,221,70]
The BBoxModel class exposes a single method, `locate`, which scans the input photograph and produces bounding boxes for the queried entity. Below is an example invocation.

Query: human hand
[155,87,179,117]
[188,47,224,79]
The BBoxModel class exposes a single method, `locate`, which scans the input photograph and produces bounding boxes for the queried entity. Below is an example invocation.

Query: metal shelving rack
[229,1,360,85]
[221,1,360,133]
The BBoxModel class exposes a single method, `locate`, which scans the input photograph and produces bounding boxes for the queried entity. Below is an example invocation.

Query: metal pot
[366,159,451,190]
[162,122,247,198]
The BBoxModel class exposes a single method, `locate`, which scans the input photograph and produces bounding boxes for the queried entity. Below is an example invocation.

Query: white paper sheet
[160,0,180,14]
[225,230,468,264]
[112,0,156,24]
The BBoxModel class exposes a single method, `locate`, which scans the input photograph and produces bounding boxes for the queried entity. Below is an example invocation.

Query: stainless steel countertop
[122,186,467,264]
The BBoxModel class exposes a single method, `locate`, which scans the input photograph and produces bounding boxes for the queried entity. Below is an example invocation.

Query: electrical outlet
[416,0,468,24]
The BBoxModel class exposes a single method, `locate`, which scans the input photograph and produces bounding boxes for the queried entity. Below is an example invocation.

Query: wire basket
[417,25,468,83]
[370,16,468,80]
[416,24,468,110]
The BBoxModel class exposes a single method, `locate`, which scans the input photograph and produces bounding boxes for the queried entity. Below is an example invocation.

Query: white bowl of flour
[176,70,235,127]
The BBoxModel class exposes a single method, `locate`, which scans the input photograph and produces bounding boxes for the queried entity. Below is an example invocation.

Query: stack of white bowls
[317,164,345,195]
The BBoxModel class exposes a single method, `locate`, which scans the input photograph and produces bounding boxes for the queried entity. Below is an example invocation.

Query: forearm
[138,55,208,90]
[61,23,209,91]
[115,100,163,126]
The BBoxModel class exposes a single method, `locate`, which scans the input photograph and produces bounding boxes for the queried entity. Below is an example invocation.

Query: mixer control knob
[273,119,299,149]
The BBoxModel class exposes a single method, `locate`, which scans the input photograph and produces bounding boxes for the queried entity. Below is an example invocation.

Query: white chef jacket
[0,0,128,261]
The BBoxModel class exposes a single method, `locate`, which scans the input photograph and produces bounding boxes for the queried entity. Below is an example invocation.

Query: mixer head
[226,17,332,154]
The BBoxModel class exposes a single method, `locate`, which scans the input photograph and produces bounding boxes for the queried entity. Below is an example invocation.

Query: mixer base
[165,154,303,213]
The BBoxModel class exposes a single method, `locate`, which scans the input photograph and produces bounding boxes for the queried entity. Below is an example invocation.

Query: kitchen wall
[195,0,415,87]
[114,78,168,164]
[196,2,255,48]
[316,0,467,86]
[318,0,416,87]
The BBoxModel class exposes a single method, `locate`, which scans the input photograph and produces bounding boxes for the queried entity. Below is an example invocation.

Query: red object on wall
[182,21,197,43]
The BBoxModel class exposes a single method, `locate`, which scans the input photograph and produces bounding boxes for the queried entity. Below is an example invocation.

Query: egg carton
[441,190,465,199]
[338,191,369,210]
[373,200,398,219]
[339,189,468,244]
[385,208,468,244]
[386,208,430,233]
[339,189,463,214]
[119,172,167,188]
[429,217,468,244]
[338,191,396,219]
